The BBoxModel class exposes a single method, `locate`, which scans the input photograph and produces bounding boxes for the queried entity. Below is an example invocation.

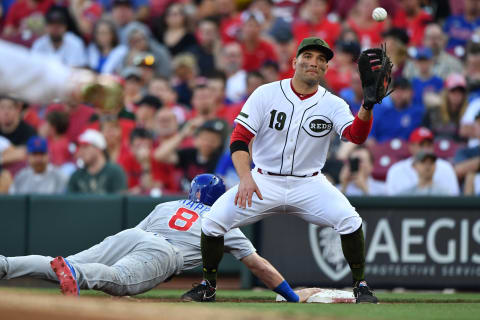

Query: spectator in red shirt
[101,118,125,164]
[69,0,103,40]
[188,83,230,127]
[292,0,341,48]
[239,11,278,72]
[44,110,73,170]
[44,102,97,144]
[207,70,260,125]
[2,0,54,38]
[217,0,242,43]
[206,71,231,120]
[147,77,188,125]
[392,0,433,46]
[273,29,296,80]
[346,0,387,49]
[64,103,96,143]
[117,127,158,194]
[325,40,361,94]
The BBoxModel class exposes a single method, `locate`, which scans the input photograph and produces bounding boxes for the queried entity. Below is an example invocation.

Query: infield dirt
[0,290,322,320]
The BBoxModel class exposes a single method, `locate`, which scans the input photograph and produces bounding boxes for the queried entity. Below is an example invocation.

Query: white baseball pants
[202,169,362,237]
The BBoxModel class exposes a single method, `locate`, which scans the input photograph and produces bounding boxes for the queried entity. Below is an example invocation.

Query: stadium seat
[368,139,411,181]
[434,139,465,162]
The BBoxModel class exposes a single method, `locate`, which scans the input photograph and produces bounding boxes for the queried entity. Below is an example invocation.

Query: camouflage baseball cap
[296,37,334,61]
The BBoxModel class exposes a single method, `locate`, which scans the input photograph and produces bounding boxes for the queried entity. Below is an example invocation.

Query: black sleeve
[230,140,249,155]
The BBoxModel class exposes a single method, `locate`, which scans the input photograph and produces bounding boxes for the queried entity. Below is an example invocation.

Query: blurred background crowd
[0,0,479,197]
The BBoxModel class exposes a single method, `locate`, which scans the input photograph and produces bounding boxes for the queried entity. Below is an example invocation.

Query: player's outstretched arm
[241,253,320,302]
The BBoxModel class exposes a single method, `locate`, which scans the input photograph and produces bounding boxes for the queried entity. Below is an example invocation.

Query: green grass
[3,287,480,320]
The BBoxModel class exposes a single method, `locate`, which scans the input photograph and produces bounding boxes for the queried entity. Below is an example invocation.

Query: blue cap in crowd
[27,136,48,154]
[415,47,433,60]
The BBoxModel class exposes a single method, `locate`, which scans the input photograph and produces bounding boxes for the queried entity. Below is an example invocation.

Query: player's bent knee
[201,218,228,237]
[336,215,363,235]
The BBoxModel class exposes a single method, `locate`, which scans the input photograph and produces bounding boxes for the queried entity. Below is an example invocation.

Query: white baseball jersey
[235,79,354,175]
[202,79,362,239]
[136,199,256,269]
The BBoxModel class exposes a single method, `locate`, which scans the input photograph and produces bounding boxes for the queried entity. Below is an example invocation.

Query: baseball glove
[357,44,393,110]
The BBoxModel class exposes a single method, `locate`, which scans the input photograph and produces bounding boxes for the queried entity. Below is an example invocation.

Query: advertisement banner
[257,206,480,289]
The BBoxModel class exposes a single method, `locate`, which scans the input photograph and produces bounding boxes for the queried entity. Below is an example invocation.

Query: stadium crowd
[0,0,479,196]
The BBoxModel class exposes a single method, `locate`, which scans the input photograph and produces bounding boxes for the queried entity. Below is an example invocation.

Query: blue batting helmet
[188,174,226,206]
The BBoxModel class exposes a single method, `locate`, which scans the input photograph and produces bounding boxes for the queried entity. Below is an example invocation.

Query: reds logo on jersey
[302,115,333,137]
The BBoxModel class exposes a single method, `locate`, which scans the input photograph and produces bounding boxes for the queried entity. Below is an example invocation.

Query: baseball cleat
[353,281,378,304]
[50,256,79,296]
[181,280,216,302]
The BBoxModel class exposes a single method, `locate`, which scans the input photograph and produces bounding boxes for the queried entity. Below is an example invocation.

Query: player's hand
[295,288,322,303]
[235,174,263,209]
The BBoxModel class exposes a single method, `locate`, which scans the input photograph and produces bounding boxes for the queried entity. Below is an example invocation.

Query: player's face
[293,49,328,86]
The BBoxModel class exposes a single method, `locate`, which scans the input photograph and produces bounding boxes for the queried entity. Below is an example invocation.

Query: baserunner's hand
[235,173,263,209]
[295,288,322,303]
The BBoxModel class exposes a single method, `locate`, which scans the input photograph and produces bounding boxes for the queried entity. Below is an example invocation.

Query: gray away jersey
[136,199,256,269]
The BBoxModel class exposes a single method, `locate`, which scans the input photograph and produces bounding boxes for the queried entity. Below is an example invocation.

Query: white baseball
[372,7,387,22]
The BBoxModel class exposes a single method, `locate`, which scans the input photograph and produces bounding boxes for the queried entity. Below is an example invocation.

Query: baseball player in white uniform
[0,174,318,301]
[182,38,391,304]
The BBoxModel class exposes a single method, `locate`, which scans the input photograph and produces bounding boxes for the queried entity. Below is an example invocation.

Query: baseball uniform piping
[290,102,318,174]
[279,80,295,174]
[235,118,257,134]
[339,120,354,137]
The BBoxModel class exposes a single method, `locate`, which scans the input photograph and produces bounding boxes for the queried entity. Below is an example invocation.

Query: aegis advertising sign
[259,209,480,289]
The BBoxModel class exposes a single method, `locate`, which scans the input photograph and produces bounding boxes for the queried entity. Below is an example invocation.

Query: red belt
[257,168,319,178]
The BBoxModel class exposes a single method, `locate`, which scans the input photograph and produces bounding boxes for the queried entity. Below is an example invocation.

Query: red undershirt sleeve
[230,123,255,145]
[342,115,373,144]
